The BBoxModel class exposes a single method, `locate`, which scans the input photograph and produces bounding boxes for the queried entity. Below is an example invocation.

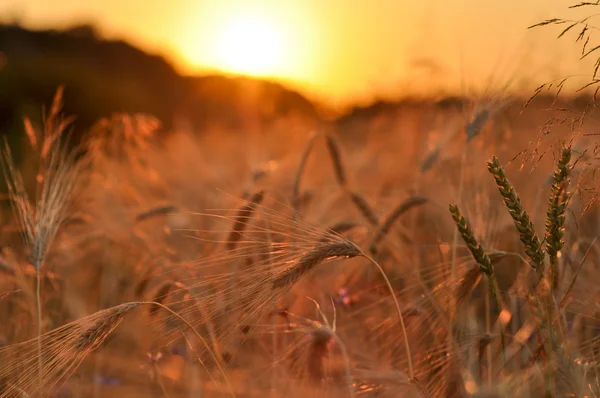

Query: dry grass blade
[272,240,361,290]
[226,190,265,251]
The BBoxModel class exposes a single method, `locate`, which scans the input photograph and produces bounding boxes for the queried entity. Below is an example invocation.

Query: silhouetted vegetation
[0,23,318,137]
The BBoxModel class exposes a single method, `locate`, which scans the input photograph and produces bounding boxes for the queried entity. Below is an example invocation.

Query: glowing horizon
[1,0,596,105]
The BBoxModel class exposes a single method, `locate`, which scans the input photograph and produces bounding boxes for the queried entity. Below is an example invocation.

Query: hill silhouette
[1,22,593,145]
[0,23,318,136]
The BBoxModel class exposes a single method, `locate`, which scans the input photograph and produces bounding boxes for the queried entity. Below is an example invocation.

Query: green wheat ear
[449,204,506,361]
[545,145,572,290]
[449,204,494,276]
[487,156,545,276]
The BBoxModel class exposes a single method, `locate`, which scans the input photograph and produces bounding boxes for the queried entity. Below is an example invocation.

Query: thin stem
[451,144,469,287]
[448,145,468,393]
[488,275,507,364]
[485,283,492,388]
[36,270,43,388]
[362,255,414,381]
[330,333,356,398]
[153,362,172,398]
[138,301,236,398]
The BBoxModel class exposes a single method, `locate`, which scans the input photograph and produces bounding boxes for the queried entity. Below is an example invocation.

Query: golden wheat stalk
[0,301,233,398]
[270,238,416,383]
[0,98,86,392]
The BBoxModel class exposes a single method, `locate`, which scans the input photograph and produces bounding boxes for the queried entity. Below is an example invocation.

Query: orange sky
[0,0,596,105]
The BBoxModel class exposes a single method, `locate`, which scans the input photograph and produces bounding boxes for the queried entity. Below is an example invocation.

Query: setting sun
[212,14,284,77]
[5,0,585,102]
[179,3,319,87]
[181,6,300,79]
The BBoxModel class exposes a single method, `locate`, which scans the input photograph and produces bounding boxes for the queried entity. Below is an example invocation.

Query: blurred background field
[0,1,600,397]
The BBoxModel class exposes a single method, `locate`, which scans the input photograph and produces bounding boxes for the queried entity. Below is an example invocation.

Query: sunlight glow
[183,8,294,79]
[1,0,588,103]
[212,14,284,76]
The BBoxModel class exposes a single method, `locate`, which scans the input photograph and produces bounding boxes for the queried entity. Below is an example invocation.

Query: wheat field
[0,86,598,398]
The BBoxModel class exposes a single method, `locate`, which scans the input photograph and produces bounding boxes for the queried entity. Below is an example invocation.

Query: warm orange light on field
[6,0,584,102]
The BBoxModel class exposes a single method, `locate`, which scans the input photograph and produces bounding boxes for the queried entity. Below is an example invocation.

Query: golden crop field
[0,2,599,397]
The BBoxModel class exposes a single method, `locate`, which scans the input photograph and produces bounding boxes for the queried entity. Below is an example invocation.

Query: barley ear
[271,240,362,290]
[292,131,320,211]
[324,133,347,188]
[466,108,490,141]
[75,303,140,352]
[349,191,379,226]
[486,156,545,275]
[369,196,428,254]
[545,145,572,290]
